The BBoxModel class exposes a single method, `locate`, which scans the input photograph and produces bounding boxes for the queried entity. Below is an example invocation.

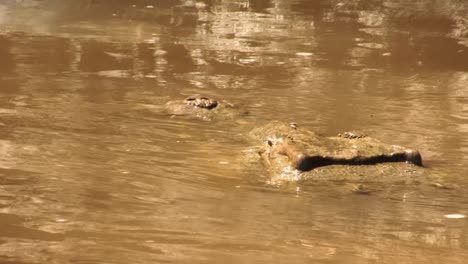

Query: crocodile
[164,95,448,193]
[249,120,422,172]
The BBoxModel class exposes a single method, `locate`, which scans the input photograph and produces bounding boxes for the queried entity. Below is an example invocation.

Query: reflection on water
[0,0,468,263]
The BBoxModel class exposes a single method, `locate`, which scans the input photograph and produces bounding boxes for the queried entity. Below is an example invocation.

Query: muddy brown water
[1,1,468,263]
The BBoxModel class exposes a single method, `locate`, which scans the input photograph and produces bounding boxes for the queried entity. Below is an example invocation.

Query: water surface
[1,0,468,263]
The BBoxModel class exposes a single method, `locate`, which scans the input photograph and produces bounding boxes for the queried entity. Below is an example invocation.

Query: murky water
[1,0,468,263]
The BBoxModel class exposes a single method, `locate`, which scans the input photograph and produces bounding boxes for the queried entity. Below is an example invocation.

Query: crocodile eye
[267,139,273,147]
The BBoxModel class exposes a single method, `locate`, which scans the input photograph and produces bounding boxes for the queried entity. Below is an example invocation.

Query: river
[0,0,468,263]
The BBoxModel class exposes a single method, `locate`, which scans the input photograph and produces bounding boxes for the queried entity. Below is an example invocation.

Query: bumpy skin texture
[184,96,218,109]
[165,95,246,121]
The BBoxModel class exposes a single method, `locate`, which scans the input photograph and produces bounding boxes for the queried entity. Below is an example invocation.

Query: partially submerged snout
[262,128,424,172]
